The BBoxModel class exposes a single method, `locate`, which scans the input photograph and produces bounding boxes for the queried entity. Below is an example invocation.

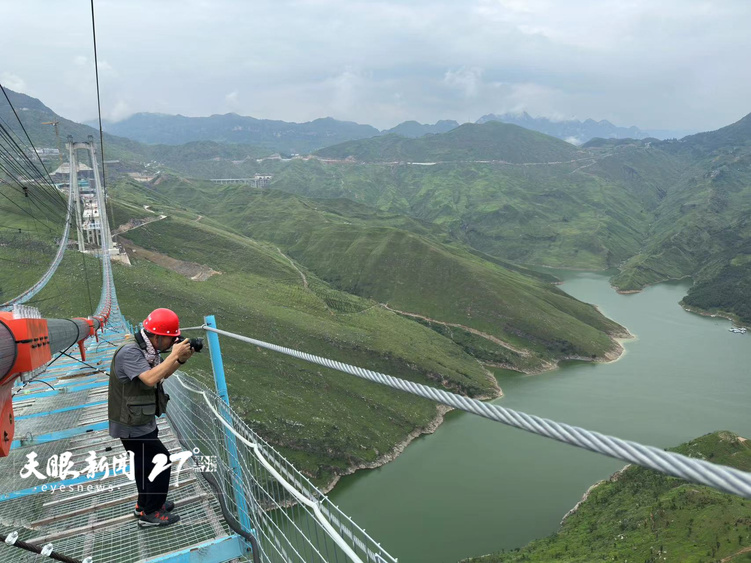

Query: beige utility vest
[108,344,169,427]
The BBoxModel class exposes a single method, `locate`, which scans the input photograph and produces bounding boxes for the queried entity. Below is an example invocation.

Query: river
[329,270,751,562]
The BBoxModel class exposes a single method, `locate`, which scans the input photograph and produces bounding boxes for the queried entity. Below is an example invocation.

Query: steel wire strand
[0,119,64,201]
[0,84,64,200]
[0,182,74,309]
[199,325,751,500]
[0,135,62,205]
[0,533,82,563]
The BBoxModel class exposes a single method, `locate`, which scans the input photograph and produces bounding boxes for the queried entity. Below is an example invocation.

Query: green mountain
[97,112,380,154]
[266,145,669,270]
[0,157,629,488]
[0,88,271,172]
[133,110,751,324]
[118,176,628,374]
[10,87,751,325]
[464,431,751,563]
[315,121,581,163]
[1,88,143,161]
[610,113,751,322]
[383,119,460,138]
[274,115,751,323]
[670,112,751,154]
[0,183,495,485]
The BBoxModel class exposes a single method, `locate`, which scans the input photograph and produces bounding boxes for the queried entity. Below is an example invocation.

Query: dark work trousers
[120,426,171,514]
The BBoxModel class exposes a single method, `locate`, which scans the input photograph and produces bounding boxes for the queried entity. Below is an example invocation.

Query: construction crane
[41,120,63,166]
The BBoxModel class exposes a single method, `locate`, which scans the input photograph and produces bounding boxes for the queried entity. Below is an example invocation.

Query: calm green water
[329,270,751,562]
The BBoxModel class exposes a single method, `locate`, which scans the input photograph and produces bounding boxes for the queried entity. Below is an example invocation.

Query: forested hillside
[0,170,629,488]
[279,114,751,322]
[465,431,751,563]
[11,87,751,322]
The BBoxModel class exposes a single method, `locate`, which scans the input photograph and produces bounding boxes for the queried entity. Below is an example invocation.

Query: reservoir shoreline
[330,271,751,563]
[323,320,630,491]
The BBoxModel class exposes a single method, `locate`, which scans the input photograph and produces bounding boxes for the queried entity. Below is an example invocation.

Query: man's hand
[171,338,194,363]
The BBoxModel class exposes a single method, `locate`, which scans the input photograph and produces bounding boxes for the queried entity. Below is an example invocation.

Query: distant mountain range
[476,112,694,144]
[93,110,690,152]
[0,89,270,166]
[94,113,466,152]
[92,113,380,155]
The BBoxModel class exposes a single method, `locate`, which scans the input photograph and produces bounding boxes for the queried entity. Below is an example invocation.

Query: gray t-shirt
[108,343,158,439]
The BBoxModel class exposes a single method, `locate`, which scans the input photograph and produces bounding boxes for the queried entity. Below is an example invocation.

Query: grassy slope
[464,431,751,563]
[130,177,628,372]
[271,146,673,270]
[611,138,751,323]
[2,193,502,485]
[281,128,751,323]
[9,87,751,322]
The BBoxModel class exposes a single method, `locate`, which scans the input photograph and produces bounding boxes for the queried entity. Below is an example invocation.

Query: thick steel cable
[0,84,64,201]
[199,325,751,500]
[0,186,56,234]
[0,119,59,196]
[90,0,116,240]
[0,118,68,238]
[0,178,74,309]
[0,533,82,563]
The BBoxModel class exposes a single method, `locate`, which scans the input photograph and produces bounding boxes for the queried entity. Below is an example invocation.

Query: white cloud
[331,68,367,115]
[108,100,131,122]
[444,67,484,99]
[97,60,114,73]
[224,90,241,112]
[1,0,750,131]
[1,72,26,92]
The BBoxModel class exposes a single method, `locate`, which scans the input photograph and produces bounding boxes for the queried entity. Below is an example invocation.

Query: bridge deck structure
[0,311,251,563]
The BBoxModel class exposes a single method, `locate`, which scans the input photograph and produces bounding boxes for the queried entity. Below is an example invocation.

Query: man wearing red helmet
[108,308,193,527]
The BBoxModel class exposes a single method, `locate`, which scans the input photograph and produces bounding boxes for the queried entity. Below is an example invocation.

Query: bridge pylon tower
[66,138,112,254]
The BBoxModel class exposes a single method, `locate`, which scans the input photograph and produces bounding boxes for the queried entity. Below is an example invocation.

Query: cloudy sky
[2,0,750,132]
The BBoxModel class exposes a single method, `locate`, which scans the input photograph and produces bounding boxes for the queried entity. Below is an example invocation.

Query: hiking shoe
[138,509,180,527]
[134,500,175,517]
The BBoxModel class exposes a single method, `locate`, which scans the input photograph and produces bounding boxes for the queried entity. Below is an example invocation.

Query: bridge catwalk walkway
[0,312,251,563]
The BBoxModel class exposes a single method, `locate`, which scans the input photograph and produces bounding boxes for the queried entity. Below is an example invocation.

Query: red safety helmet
[143,308,181,337]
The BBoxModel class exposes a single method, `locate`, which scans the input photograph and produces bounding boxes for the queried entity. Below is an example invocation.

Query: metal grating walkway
[0,319,250,563]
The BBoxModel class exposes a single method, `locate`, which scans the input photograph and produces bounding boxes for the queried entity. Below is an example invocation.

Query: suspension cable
[0,175,74,309]
[0,84,65,203]
[0,122,67,213]
[193,324,751,500]
[89,0,114,238]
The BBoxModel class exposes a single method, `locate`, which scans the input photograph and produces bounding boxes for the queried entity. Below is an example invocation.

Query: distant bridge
[209,176,272,188]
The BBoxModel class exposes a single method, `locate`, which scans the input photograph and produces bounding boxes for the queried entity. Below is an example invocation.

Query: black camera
[174,336,204,353]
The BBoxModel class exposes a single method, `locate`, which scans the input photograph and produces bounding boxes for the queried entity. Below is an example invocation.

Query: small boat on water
[729,327,747,333]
